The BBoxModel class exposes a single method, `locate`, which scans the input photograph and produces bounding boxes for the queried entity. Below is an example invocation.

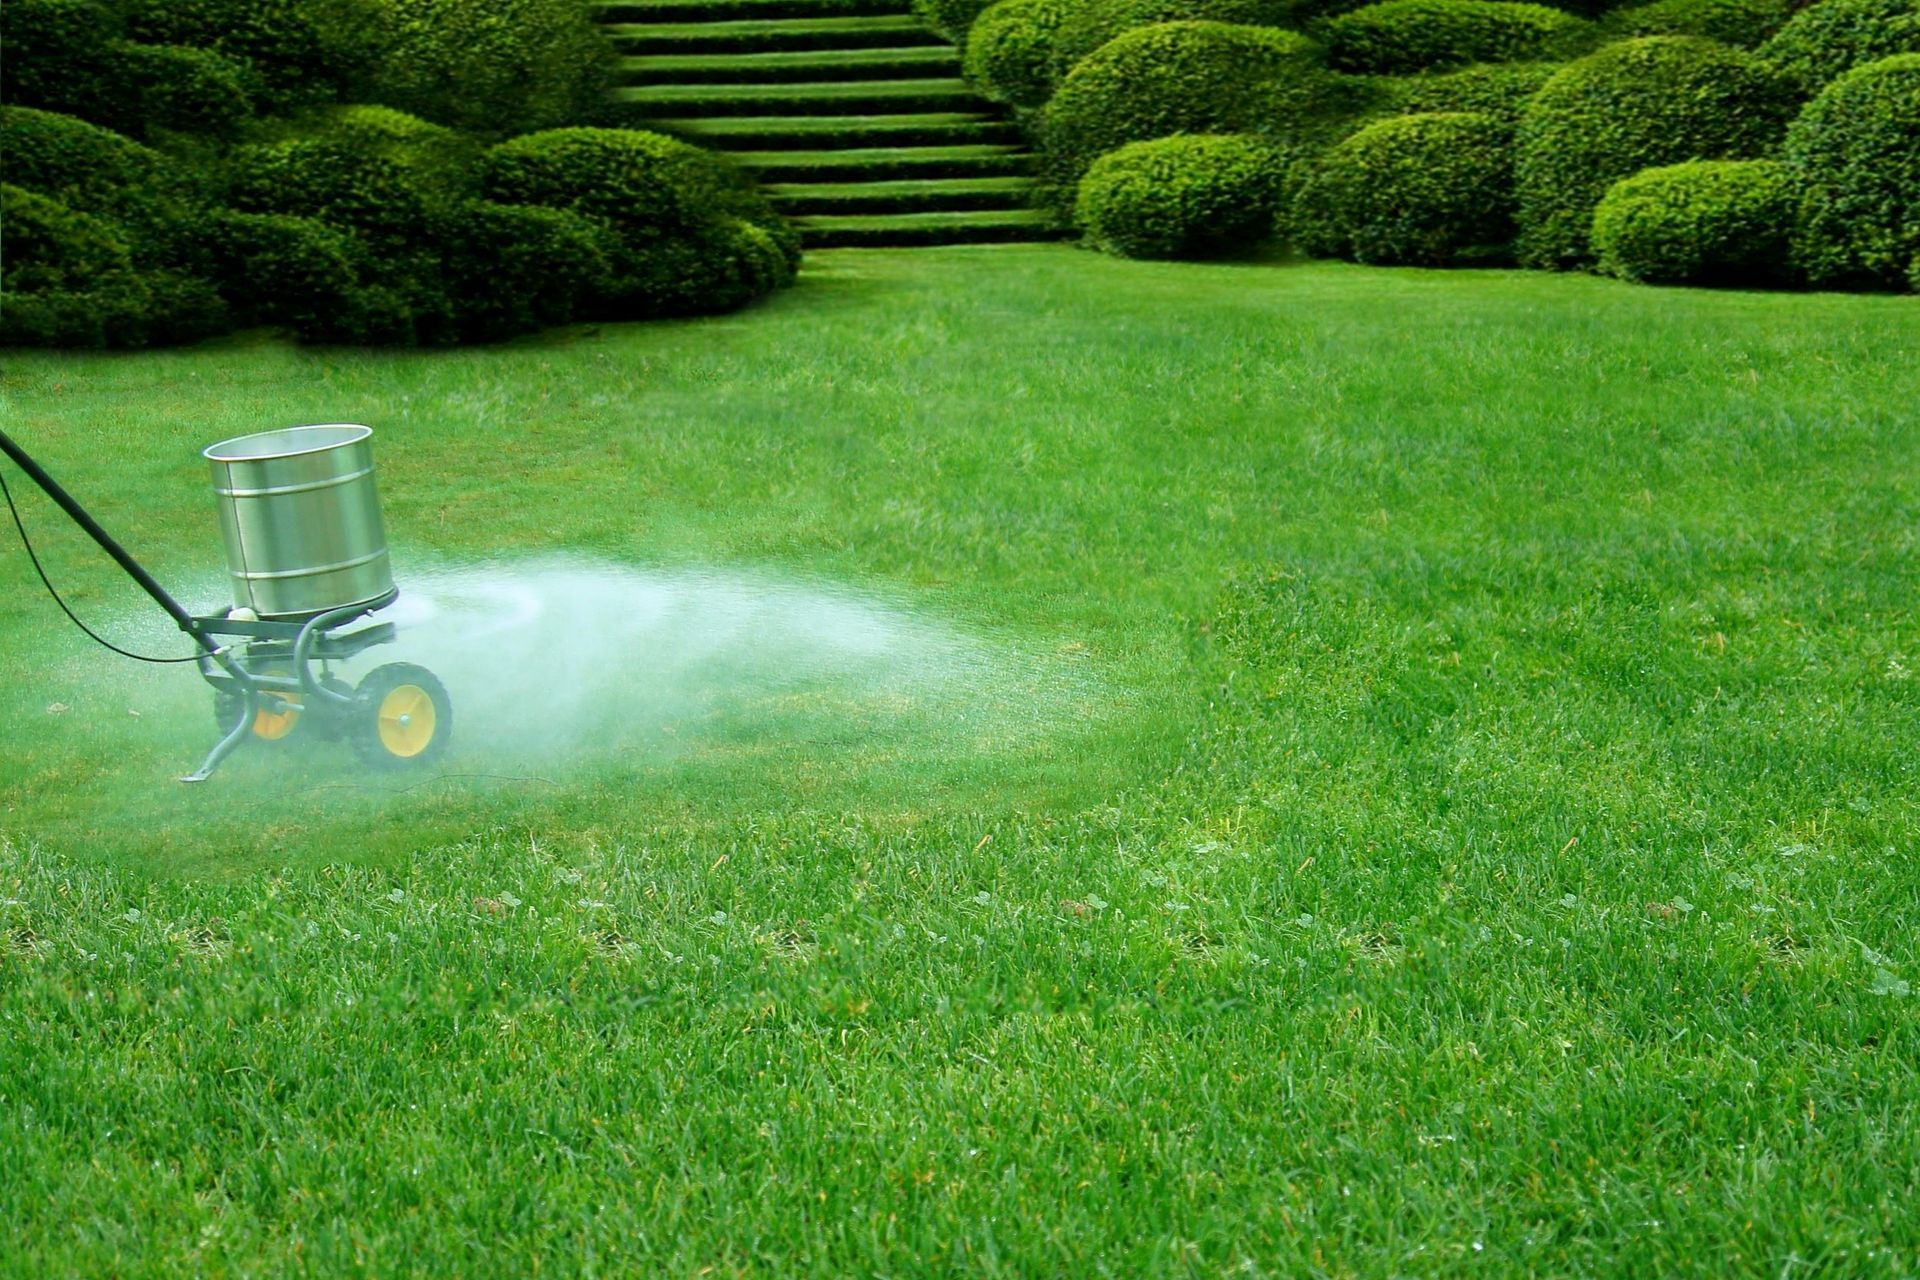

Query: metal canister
[204,424,394,620]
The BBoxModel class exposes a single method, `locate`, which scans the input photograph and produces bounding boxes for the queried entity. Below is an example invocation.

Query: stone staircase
[594,0,1064,247]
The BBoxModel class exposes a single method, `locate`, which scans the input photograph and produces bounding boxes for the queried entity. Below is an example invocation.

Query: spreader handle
[0,426,219,653]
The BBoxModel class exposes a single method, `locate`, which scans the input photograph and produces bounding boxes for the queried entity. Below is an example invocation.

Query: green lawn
[3,246,1919,1276]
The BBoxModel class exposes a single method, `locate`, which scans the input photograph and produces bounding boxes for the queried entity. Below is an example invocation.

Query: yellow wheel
[214,689,301,741]
[253,691,300,741]
[352,663,451,768]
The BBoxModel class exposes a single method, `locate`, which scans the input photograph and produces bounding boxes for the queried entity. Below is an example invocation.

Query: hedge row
[1323,0,1594,74]
[1756,0,1920,93]
[1512,36,1796,268]
[1,106,798,347]
[1035,23,1918,295]
[2,0,802,347]
[1040,22,1353,197]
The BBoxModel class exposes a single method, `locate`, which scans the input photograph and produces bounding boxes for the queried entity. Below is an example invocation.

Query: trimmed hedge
[1297,110,1514,263]
[964,0,1075,107]
[912,0,1001,40]
[0,184,227,347]
[224,138,443,243]
[356,0,613,135]
[1051,0,1299,77]
[1603,0,1790,49]
[478,128,797,315]
[1784,53,1920,289]
[1325,0,1592,75]
[1077,134,1293,257]
[194,209,371,338]
[1513,37,1796,268]
[480,128,794,259]
[437,201,616,340]
[0,0,121,112]
[0,107,208,256]
[1757,0,1920,94]
[1041,23,1343,192]
[1590,159,1794,284]
[0,183,137,295]
[120,0,377,107]
[101,42,257,139]
[1381,60,1557,118]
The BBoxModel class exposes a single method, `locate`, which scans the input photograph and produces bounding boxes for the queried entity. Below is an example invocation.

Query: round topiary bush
[480,128,793,254]
[437,200,616,340]
[0,183,226,346]
[913,0,1001,40]
[1590,159,1794,284]
[1784,53,1920,288]
[0,0,121,112]
[0,182,137,295]
[1041,22,1342,192]
[1757,0,1920,94]
[964,0,1075,107]
[224,138,443,242]
[1513,37,1797,268]
[479,128,797,314]
[194,209,370,336]
[1380,60,1556,119]
[1603,0,1790,49]
[0,106,208,254]
[100,42,257,139]
[357,0,614,135]
[1325,0,1592,74]
[1076,133,1292,257]
[1295,110,1514,263]
[1050,0,1298,77]
[120,0,376,107]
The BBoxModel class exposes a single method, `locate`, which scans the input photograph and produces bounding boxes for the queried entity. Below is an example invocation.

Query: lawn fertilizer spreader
[0,424,451,782]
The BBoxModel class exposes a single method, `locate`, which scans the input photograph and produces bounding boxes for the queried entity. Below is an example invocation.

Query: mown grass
[3,247,1919,1276]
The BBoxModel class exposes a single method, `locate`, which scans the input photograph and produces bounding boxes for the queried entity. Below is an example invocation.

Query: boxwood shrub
[480,128,795,260]
[1380,60,1556,119]
[1076,134,1293,257]
[1590,159,1794,284]
[1296,110,1514,263]
[1051,0,1299,77]
[1784,53,1920,289]
[100,42,257,140]
[912,0,1001,40]
[1513,37,1796,268]
[224,138,443,243]
[479,128,797,315]
[0,183,137,295]
[1602,0,1790,49]
[1325,0,1593,75]
[964,0,1074,107]
[0,184,227,347]
[356,0,613,135]
[0,107,209,257]
[120,0,376,108]
[1041,22,1342,192]
[193,209,373,338]
[434,201,616,340]
[0,0,121,112]
[1756,0,1920,94]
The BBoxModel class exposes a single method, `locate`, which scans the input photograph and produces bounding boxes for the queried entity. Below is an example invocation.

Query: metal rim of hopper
[203,423,373,463]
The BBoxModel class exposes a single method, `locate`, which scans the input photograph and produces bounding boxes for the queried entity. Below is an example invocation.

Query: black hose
[0,463,200,664]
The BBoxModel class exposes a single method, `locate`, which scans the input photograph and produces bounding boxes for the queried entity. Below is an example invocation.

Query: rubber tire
[351,663,452,769]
